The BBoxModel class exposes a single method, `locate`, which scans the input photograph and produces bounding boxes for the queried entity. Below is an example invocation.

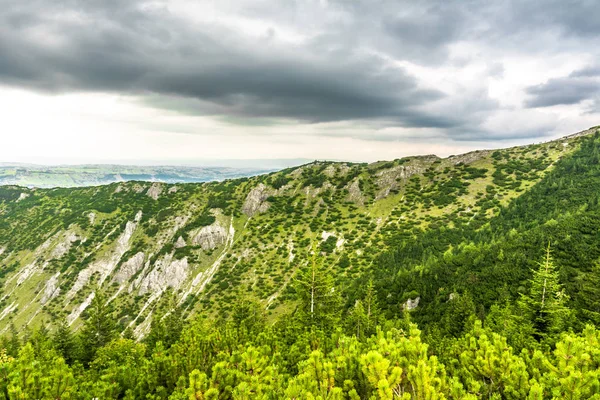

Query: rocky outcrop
[51,231,80,260]
[347,179,365,206]
[175,236,186,248]
[448,150,488,165]
[113,252,145,284]
[403,297,420,311]
[190,223,227,250]
[17,193,29,202]
[66,212,141,300]
[242,184,272,216]
[41,273,61,305]
[375,164,430,199]
[67,292,95,326]
[137,255,189,296]
[147,183,163,200]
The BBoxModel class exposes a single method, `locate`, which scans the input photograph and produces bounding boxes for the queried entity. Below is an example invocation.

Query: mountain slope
[0,127,598,336]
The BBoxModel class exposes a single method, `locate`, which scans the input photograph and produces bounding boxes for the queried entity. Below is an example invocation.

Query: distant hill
[0,164,295,188]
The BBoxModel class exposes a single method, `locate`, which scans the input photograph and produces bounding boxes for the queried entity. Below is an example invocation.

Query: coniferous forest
[2,131,600,398]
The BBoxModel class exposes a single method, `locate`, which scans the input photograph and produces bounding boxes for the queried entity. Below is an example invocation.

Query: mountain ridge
[0,126,599,338]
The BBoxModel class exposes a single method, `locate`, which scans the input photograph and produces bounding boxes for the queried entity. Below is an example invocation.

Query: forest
[2,132,600,398]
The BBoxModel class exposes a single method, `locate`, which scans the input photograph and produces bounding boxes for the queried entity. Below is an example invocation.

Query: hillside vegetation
[1,127,600,398]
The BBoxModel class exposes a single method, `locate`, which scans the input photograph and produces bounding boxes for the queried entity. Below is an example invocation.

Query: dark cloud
[0,0,599,139]
[525,65,600,108]
[0,0,463,127]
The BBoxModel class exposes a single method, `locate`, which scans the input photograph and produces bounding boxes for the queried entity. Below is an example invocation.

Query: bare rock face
[242,183,272,216]
[375,164,427,199]
[448,150,488,165]
[66,213,140,300]
[403,297,420,311]
[67,292,95,326]
[323,165,337,177]
[51,231,80,260]
[147,183,163,200]
[113,252,145,284]
[17,193,29,202]
[137,255,189,295]
[168,186,178,194]
[41,273,61,305]
[347,179,365,206]
[174,236,187,249]
[190,223,227,250]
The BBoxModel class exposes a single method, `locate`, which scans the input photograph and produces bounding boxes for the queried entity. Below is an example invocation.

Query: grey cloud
[525,65,600,108]
[0,0,465,127]
[1,0,599,141]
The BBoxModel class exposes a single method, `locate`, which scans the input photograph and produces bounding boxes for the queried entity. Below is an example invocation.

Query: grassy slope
[0,127,597,334]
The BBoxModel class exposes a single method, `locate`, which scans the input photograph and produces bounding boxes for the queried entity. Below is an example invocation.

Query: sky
[0,0,599,165]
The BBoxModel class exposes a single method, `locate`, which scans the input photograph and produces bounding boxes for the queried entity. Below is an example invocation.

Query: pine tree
[578,261,600,325]
[519,244,571,339]
[294,251,341,331]
[6,323,20,357]
[53,319,77,364]
[79,291,116,363]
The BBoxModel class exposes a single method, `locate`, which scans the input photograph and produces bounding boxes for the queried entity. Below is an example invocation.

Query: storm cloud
[0,0,599,148]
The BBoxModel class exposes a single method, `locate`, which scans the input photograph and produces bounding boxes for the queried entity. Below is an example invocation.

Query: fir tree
[79,291,116,363]
[53,319,77,364]
[519,244,571,339]
[294,251,341,331]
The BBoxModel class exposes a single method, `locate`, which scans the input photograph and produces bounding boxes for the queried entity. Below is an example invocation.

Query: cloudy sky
[1,0,599,165]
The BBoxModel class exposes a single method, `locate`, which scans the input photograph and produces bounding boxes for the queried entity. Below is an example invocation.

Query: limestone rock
[66,216,139,300]
[113,252,145,284]
[448,150,488,165]
[137,255,189,295]
[190,223,227,250]
[347,179,365,206]
[242,183,272,216]
[51,231,80,260]
[41,273,61,305]
[67,292,95,326]
[403,297,420,311]
[17,193,29,202]
[174,236,187,248]
[147,183,163,200]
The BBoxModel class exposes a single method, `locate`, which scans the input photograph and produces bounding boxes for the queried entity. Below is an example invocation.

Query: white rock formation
[321,231,335,241]
[67,292,95,326]
[41,273,61,305]
[182,218,235,304]
[113,252,145,284]
[51,232,80,260]
[174,236,187,248]
[347,179,365,205]
[190,223,227,250]
[0,302,18,321]
[242,183,272,216]
[403,297,420,311]
[147,183,163,200]
[66,214,140,300]
[137,254,189,295]
[16,262,39,286]
[17,193,29,202]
